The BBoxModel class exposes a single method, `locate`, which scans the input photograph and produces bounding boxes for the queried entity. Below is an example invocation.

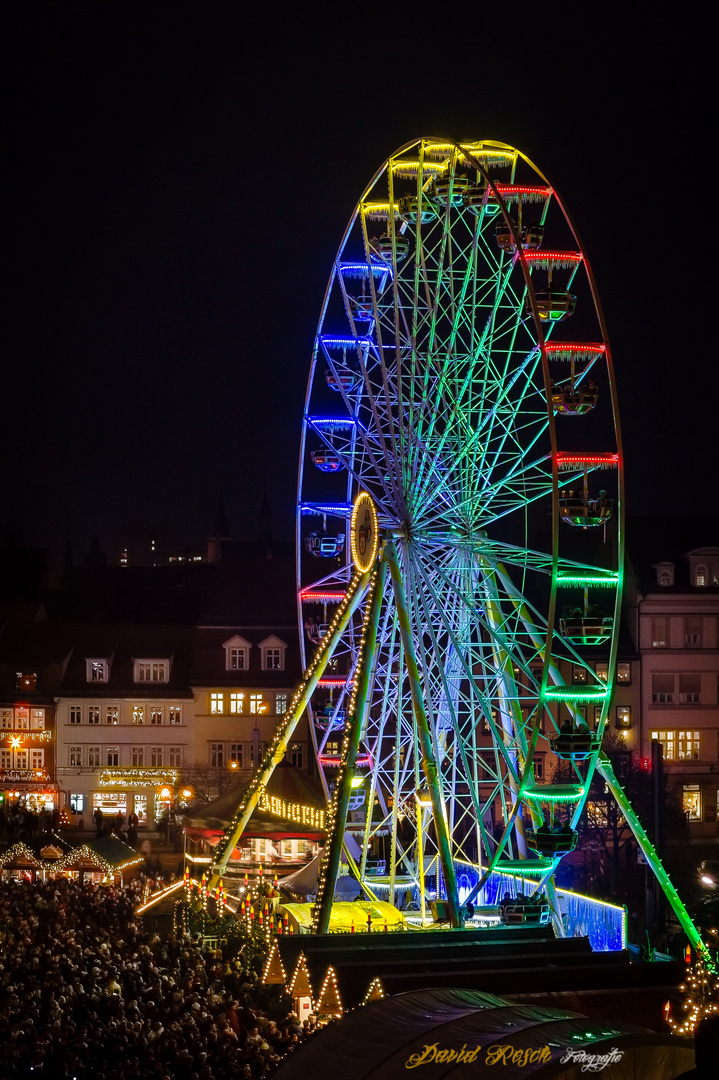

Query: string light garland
[315,965,343,1018]
[669,949,719,1036]
[361,977,386,1005]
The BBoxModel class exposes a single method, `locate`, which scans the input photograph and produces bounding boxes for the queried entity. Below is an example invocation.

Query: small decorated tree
[669,949,719,1036]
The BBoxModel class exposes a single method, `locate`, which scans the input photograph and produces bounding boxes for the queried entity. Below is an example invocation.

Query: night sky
[6,6,714,560]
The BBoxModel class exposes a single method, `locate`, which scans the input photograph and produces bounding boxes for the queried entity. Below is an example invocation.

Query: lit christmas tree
[669,949,719,1036]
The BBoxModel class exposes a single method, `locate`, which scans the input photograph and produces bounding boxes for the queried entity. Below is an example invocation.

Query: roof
[272,987,693,1079]
[626,514,719,594]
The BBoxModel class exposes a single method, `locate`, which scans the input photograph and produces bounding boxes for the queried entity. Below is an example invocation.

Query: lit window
[651,730,676,760]
[616,663,631,684]
[15,709,29,729]
[683,785,701,821]
[69,745,83,767]
[229,743,243,767]
[615,706,632,729]
[86,659,108,683]
[88,707,100,725]
[210,693,225,714]
[70,705,82,725]
[211,743,225,768]
[150,706,163,725]
[652,674,675,704]
[276,693,288,715]
[15,750,28,770]
[230,693,244,714]
[31,749,44,769]
[651,617,667,648]
[1,710,13,729]
[106,746,119,766]
[250,693,266,714]
[695,566,707,587]
[0,749,12,769]
[132,746,144,766]
[168,746,182,767]
[169,706,181,725]
[88,746,101,766]
[679,674,701,704]
[150,746,163,767]
[31,709,45,729]
[133,705,145,725]
[16,671,37,691]
[134,660,169,683]
[70,793,85,813]
[572,665,587,685]
[595,662,608,682]
[106,706,119,725]
[679,730,701,760]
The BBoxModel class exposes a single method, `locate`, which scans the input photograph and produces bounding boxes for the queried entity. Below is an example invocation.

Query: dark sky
[5,5,714,560]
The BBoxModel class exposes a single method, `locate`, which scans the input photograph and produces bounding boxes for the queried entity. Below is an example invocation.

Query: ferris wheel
[296,137,624,928]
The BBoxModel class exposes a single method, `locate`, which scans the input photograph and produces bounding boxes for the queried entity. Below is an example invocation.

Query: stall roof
[272,987,693,1079]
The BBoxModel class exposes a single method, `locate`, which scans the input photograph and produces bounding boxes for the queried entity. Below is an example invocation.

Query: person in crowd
[0,876,307,1078]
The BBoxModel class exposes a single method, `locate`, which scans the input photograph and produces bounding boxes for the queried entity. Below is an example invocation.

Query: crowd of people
[0,875,311,1078]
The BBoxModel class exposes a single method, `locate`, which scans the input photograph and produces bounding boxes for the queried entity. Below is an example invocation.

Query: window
[685,618,702,647]
[15,750,28,770]
[131,746,144,766]
[616,663,631,684]
[150,706,163,725]
[16,671,37,691]
[288,742,304,768]
[86,659,108,682]
[593,706,603,729]
[69,745,83,767]
[275,693,288,715]
[229,647,247,670]
[0,749,11,770]
[15,709,29,730]
[679,730,701,760]
[229,693,244,714]
[695,566,707,587]
[651,730,676,759]
[132,705,145,725]
[88,746,101,767]
[88,706,100,725]
[70,705,82,725]
[168,746,182,767]
[249,741,266,767]
[595,662,609,682]
[169,706,181,725]
[211,743,225,768]
[652,617,668,648]
[250,693,266,714]
[223,635,251,671]
[679,673,701,704]
[572,665,588,685]
[1,710,12,729]
[260,636,287,672]
[150,746,163,767]
[229,743,243,767]
[652,674,675,704]
[31,709,45,729]
[31,749,44,769]
[683,785,702,821]
[134,660,168,683]
[210,693,225,715]
[534,755,544,780]
[70,793,85,813]
[106,747,119,766]
[615,706,632,729]
[106,706,119,725]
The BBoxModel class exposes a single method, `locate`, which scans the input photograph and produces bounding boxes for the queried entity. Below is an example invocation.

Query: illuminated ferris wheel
[295,137,624,928]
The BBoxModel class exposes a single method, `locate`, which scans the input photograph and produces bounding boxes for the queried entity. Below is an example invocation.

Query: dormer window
[223,635,252,672]
[259,635,287,672]
[86,659,108,683]
[134,659,169,683]
[654,561,675,587]
[695,565,707,587]
[16,671,37,691]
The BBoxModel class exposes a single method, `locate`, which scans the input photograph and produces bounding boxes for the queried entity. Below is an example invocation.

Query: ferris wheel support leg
[315,560,387,934]
[596,751,708,959]
[386,542,462,929]
[543,875,565,938]
[209,569,372,889]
